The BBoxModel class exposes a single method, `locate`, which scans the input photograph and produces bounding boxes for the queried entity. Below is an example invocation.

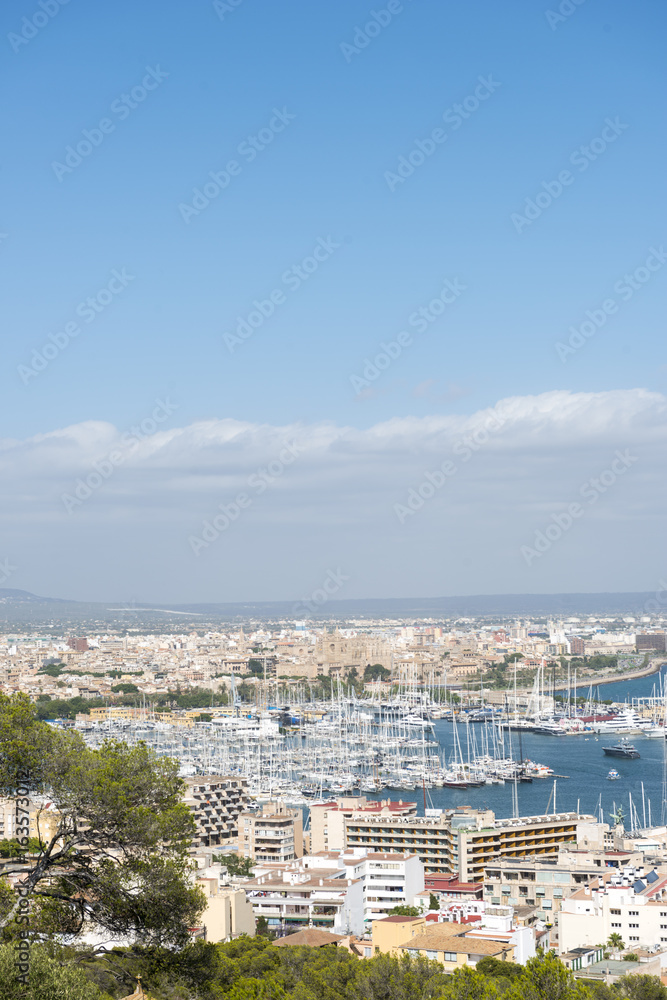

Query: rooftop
[274,929,344,948]
[398,928,512,957]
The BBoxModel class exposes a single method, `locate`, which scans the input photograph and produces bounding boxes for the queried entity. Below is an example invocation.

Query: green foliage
[624,954,639,963]
[364,663,391,682]
[214,854,255,878]
[617,974,667,1000]
[0,695,204,948]
[20,936,638,1000]
[352,950,448,1000]
[38,663,65,677]
[34,696,107,720]
[428,893,440,910]
[437,964,501,1000]
[476,956,523,982]
[0,943,107,999]
[248,659,264,676]
[0,837,43,857]
[237,682,255,703]
[111,683,139,694]
[503,952,589,1000]
[569,655,618,671]
[607,933,625,950]
[388,905,420,917]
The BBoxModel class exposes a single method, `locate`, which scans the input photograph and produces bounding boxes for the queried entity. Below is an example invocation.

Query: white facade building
[247,848,424,932]
[306,850,424,924]
[245,868,365,935]
[559,865,667,954]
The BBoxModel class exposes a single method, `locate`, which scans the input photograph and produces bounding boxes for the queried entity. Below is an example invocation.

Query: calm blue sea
[362,667,667,826]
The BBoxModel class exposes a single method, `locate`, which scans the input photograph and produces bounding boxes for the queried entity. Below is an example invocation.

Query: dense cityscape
[3,604,667,996]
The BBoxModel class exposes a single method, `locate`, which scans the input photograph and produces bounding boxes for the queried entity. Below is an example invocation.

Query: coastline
[507,658,665,700]
[585,657,663,690]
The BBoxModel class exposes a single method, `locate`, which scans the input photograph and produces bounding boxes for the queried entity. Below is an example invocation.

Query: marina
[73,666,667,829]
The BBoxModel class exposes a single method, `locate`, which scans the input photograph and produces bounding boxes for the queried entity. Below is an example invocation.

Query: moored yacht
[602,739,640,759]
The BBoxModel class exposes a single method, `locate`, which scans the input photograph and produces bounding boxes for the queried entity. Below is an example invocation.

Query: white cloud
[2,389,666,602]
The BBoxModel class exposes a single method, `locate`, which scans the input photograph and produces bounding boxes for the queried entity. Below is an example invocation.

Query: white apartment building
[303,849,424,925]
[559,864,667,955]
[245,867,365,935]
[247,848,424,932]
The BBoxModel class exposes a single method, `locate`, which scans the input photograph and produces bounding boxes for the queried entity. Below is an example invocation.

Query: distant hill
[0,588,70,604]
[0,588,657,626]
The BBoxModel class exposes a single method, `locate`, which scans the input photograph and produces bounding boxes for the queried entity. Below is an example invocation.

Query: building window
[425,951,437,960]
[628,911,639,916]
[611,923,621,929]
[444,953,457,962]
[629,936,639,942]
[610,909,621,915]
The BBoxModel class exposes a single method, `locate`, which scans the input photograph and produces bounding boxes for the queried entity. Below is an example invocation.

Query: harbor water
[364,667,667,826]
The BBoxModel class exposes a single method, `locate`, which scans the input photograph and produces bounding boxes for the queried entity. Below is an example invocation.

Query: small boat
[602,740,640,759]
[607,769,621,780]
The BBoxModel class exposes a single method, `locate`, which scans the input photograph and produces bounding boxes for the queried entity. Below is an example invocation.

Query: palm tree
[608,932,625,950]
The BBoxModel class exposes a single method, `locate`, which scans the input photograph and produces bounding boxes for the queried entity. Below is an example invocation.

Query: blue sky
[1,0,666,603]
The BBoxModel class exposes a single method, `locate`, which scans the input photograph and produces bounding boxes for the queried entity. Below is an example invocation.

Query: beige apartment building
[194,882,256,942]
[310,797,417,853]
[0,796,61,844]
[239,801,303,862]
[482,848,642,926]
[344,806,603,881]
